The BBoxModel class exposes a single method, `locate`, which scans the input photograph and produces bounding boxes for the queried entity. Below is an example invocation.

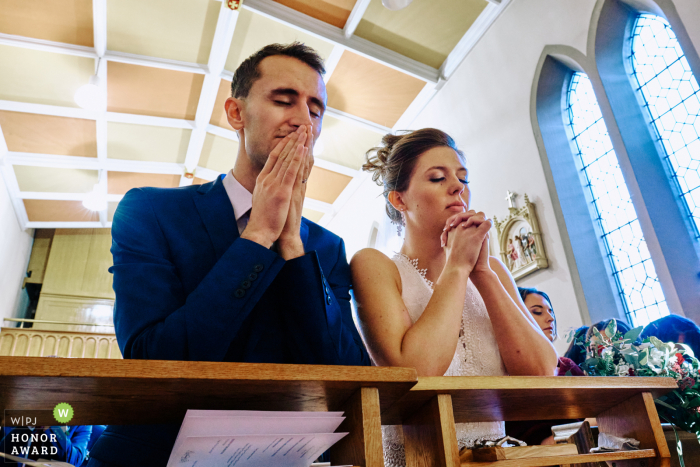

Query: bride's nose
[448,176,464,195]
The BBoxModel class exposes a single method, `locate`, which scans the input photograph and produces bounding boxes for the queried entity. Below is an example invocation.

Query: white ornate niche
[494,193,548,281]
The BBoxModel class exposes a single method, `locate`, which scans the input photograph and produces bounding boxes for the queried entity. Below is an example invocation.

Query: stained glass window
[630,14,700,238]
[567,73,669,326]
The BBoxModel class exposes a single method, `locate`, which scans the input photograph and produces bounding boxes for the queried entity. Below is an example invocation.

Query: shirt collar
[222,170,252,221]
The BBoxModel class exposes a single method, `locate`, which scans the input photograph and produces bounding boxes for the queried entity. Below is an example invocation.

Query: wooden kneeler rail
[0,357,417,467]
[382,376,678,467]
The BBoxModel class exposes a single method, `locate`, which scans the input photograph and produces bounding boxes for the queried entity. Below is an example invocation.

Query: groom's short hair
[231,42,326,99]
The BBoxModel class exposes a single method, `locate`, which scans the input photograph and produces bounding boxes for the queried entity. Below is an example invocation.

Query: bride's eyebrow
[424,166,468,174]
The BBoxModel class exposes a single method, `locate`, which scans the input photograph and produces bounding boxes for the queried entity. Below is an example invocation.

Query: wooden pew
[0,357,417,467]
[381,376,677,467]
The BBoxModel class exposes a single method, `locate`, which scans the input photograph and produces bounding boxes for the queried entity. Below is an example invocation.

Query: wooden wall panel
[0,0,94,47]
[210,79,231,128]
[41,229,115,300]
[302,208,325,223]
[272,0,355,29]
[34,295,115,333]
[0,45,95,108]
[354,0,487,69]
[107,62,204,120]
[306,166,353,204]
[24,200,100,222]
[107,0,218,64]
[14,166,98,193]
[107,172,181,195]
[0,111,97,157]
[326,51,426,128]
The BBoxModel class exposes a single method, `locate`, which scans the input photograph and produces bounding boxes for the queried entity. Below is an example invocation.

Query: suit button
[241,280,252,289]
[248,272,258,281]
[324,286,330,294]
[253,264,264,273]
[234,289,245,298]
[326,296,332,305]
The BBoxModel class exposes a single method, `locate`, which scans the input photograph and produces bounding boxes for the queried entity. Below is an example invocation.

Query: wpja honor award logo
[1,403,75,459]
[53,403,74,424]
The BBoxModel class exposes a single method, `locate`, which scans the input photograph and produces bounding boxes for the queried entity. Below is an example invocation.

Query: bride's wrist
[442,261,473,278]
[470,268,497,286]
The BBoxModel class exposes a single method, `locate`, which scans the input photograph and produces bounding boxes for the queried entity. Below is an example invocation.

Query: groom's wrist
[278,235,304,260]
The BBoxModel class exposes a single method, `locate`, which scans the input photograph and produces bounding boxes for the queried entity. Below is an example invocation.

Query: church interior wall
[0,174,34,324]
[326,0,700,354]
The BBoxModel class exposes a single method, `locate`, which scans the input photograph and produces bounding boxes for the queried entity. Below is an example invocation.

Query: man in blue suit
[88,43,370,467]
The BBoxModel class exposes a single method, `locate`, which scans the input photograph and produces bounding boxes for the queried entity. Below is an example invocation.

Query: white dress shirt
[222,169,252,235]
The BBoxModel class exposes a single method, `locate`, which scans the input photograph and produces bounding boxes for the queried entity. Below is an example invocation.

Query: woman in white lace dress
[350,129,558,467]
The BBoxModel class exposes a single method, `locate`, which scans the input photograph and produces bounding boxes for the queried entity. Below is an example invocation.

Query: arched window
[567,73,669,326]
[630,14,700,238]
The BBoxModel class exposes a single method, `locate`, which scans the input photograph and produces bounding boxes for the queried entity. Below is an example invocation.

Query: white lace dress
[382,253,508,467]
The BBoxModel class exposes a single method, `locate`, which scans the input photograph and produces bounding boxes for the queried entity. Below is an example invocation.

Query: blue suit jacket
[90,176,370,466]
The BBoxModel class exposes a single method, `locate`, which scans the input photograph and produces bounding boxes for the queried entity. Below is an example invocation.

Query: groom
[88,43,370,467]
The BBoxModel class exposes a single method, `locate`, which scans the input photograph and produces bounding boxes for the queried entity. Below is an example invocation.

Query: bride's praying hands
[350,128,557,467]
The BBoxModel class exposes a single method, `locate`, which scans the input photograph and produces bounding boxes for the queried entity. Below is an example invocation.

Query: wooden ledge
[0,356,417,382]
[461,448,656,466]
[382,376,677,425]
[0,357,417,426]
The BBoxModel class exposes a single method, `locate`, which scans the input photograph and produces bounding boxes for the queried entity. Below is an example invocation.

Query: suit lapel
[193,175,240,259]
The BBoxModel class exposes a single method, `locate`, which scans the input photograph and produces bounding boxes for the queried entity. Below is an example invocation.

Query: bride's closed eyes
[430,177,469,184]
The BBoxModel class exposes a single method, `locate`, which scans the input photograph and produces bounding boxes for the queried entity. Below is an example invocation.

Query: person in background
[505,288,581,446]
[518,287,583,376]
[641,314,700,357]
[81,426,106,467]
[519,287,556,341]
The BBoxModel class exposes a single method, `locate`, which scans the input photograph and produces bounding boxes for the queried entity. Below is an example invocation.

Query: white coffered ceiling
[0,0,510,228]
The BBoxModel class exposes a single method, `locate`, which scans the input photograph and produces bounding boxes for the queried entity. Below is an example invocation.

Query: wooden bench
[0,356,417,467]
[381,376,677,467]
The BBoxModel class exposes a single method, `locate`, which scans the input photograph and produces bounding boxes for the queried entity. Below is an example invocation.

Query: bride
[350,128,558,466]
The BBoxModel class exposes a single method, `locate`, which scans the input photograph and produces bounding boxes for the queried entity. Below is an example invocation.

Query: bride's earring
[396,209,405,236]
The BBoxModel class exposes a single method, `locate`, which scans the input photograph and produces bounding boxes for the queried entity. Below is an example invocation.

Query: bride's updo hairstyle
[363,128,464,225]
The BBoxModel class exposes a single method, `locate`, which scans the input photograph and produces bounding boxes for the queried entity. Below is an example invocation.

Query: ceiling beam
[343,0,371,39]
[93,0,109,226]
[104,50,208,74]
[323,45,345,84]
[0,33,94,58]
[207,124,238,142]
[224,0,439,83]
[5,152,185,175]
[304,198,332,213]
[0,99,196,129]
[324,107,390,135]
[313,158,359,179]
[439,0,511,81]
[0,32,207,75]
[181,1,240,187]
[17,192,124,202]
[26,221,108,229]
[106,112,196,130]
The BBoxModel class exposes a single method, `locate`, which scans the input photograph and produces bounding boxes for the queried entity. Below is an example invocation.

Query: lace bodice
[382,253,508,467]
